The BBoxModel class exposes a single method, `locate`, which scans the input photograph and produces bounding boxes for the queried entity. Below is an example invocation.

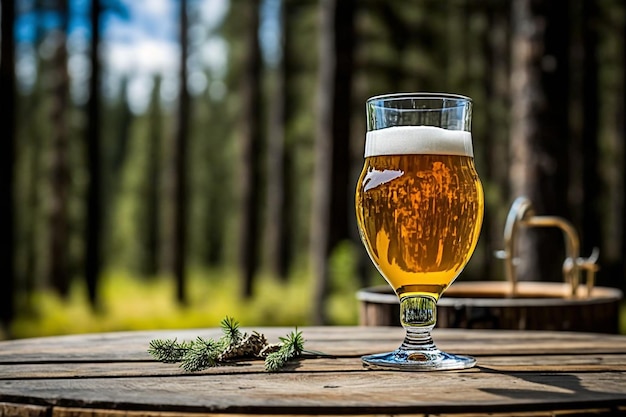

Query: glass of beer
[355,93,484,370]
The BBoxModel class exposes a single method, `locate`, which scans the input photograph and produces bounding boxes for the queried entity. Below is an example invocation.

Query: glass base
[362,348,476,371]
[362,295,476,371]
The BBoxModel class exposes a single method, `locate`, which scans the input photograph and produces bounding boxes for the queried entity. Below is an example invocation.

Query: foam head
[364,126,473,158]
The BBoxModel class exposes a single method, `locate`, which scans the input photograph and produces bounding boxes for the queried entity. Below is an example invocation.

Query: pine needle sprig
[219,316,242,346]
[147,317,307,373]
[147,338,192,363]
[180,337,221,372]
[264,328,305,372]
[281,328,305,356]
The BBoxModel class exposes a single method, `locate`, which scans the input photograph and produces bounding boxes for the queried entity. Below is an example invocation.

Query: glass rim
[367,92,472,104]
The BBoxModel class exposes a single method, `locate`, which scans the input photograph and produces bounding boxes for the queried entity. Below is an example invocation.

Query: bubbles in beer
[365,126,473,158]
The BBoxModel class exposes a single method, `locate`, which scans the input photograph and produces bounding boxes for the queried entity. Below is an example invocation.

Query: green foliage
[11,267,626,338]
[264,328,305,372]
[147,338,192,363]
[148,318,304,372]
[220,316,242,345]
[180,337,221,372]
[8,0,626,341]
[327,240,361,325]
[148,316,242,371]
[9,266,360,339]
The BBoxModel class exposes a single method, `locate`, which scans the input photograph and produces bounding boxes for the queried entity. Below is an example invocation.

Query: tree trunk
[145,77,162,277]
[0,0,17,332]
[622,0,626,289]
[102,76,133,276]
[579,0,600,258]
[46,0,71,296]
[111,77,133,174]
[165,0,190,304]
[600,0,626,288]
[85,0,102,308]
[509,0,571,283]
[23,61,43,302]
[265,0,293,280]
[238,0,262,298]
[311,0,354,324]
[485,0,511,280]
[446,0,469,93]
[22,2,47,307]
[203,107,228,266]
[380,2,409,91]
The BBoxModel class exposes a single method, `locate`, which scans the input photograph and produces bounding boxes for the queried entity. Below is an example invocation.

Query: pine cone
[259,343,282,358]
[219,332,268,361]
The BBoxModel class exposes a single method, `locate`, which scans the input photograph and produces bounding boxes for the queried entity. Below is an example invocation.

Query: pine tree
[85,0,103,308]
[45,0,71,296]
[311,0,355,324]
[509,0,571,282]
[238,0,263,298]
[0,0,17,332]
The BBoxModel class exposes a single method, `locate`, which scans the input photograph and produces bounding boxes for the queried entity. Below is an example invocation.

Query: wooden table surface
[1,326,626,417]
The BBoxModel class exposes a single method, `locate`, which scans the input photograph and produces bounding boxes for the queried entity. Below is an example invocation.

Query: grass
[9,266,362,339]
[7,259,625,339]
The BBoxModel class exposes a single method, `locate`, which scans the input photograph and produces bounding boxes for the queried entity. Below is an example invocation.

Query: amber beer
[356,125,484,300]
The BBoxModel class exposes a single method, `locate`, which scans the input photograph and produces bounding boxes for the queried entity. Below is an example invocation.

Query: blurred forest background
[0,0,624,339]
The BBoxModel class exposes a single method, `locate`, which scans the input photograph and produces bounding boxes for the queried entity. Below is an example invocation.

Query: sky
[13,0,280,113]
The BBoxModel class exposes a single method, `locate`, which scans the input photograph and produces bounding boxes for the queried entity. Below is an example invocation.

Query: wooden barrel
[357,282,623,333]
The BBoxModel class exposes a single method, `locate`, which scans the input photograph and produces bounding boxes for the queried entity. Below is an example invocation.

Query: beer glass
[355,93,483,370]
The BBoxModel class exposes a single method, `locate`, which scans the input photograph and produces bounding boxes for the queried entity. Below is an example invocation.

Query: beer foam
[364,126,473,158]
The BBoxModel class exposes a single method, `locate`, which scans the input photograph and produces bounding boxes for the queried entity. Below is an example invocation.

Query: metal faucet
[496,196,600,298]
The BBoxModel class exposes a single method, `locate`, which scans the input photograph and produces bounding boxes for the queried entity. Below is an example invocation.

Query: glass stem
[399,295,438,352]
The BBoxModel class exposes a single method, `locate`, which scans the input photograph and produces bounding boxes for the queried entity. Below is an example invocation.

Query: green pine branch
[265,328,305,372]
[147,338,192,363]
[180,337,221,372]
[219,316,241,346]
[147,317,305,373]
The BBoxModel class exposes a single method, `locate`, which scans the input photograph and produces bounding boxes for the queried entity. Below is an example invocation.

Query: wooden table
[1,327,626,416]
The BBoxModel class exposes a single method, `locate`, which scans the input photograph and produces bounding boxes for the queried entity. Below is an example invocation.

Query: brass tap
[495,196,599,297]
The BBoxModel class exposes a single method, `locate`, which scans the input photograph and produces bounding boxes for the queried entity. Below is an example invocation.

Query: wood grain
[358,283,623,333]
[1,327,626,416]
